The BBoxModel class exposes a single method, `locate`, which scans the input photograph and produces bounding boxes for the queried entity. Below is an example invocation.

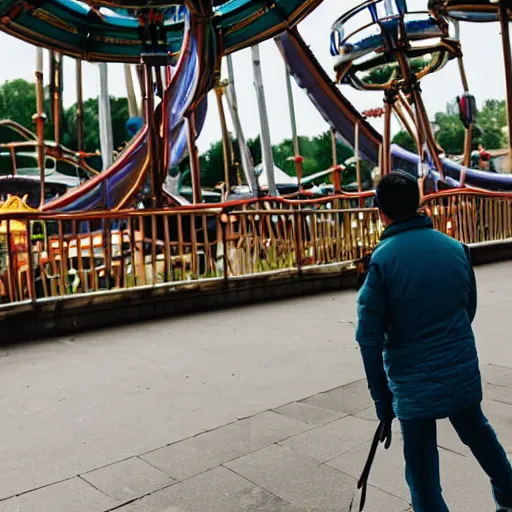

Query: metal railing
[0,189,511,309]
[423,189,512,245]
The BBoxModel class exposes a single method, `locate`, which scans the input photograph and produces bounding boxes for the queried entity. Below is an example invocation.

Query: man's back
[356,172,512,512]
[358,215,482,420]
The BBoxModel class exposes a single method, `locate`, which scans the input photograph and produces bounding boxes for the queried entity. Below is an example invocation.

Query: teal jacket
[356,214,482,421]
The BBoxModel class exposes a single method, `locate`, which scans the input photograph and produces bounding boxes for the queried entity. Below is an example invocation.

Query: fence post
[26,219,37,303]
[294,209,303,276]
[220,211,229,284]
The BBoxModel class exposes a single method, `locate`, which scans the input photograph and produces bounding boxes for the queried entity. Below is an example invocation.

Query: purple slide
[276,28,512,191]
[43,11,209,212]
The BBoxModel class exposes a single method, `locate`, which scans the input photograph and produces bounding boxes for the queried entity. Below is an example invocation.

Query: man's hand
[375,398,395,423]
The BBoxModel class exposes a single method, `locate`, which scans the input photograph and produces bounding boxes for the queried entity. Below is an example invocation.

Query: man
[356,171,512,512]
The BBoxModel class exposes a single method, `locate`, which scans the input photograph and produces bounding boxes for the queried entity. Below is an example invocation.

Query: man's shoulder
[371,227,465,264]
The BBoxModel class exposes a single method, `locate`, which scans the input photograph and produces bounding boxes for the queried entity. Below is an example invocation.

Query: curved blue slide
[43,10,209,211]
[276,28,512,191]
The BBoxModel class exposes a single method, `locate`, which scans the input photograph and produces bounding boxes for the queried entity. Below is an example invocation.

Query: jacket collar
[380,214,433,241]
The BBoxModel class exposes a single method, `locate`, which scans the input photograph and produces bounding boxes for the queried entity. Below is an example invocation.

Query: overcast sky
[0,0,507,153]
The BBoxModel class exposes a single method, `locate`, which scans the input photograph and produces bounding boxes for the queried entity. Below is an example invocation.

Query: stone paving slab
[0,477,117,512]
[481,364,512,388]
[140,411,311,481]
[436,399,512,456]
[353,405,378,421]
[225,444,410,511]
[81,456,175,502]
[301,379,373,415]
[327,428,496,510]
[272,402,346,426]
[115,466,294,512]
[2,264,512,510]
[481,364,512,405]
[278,415,377,463]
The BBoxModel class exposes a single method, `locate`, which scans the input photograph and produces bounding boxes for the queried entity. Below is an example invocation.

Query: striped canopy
[0,0,323,62]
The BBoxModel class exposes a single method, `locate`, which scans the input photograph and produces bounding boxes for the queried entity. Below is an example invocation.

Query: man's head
[374,171,420,226]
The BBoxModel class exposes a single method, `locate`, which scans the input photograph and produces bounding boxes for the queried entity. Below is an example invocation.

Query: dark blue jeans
[400,403,512,512]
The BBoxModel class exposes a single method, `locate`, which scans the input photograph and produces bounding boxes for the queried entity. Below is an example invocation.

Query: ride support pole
[187,114,203,204]
[331,129,342,193]
[393,102,421,155]
[76,59,84,154]
[457,54,474,167]
[215,87,231,198]
[499,0,512,170]
[382,93,394,177]
[284,65,303,189]
[35,47,46,209]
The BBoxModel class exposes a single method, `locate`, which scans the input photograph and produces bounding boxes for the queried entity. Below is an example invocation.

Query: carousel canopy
[0,0,323,63]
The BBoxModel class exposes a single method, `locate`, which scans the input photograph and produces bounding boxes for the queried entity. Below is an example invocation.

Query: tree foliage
[434,99,507,155]
[0,78,129,170]
[194,130,355,188]
[0,78,508,185]
[391,130,417,153]
[391,100,507,157]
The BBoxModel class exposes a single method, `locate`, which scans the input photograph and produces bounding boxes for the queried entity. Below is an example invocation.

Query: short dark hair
[374,171,420,220]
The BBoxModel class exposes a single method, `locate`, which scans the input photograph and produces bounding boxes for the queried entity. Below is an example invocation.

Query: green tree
[0,78,130,165]
[432,99,507,155]
[247,136,262,166]
[0,79,38,130]
[434,111,466,154]
[392,130,417,153]
[476,99,507,149]
[63,97,129,155]
[199,139,225,187]
[311,131,353,171]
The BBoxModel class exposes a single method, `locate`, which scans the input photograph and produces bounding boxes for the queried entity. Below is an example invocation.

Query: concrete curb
[1,240,511,344]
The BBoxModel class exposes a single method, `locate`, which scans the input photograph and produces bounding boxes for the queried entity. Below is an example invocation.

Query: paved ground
[1,262,512,511]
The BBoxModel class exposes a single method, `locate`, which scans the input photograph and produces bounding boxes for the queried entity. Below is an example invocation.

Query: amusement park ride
[0,0,510,309]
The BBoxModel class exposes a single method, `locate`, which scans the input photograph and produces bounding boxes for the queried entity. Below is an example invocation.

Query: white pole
[251,45,277,196]
[284,66,300,156]
[97,63,114,170]
[226,55,238,111]
[225,55,258,195]
[124,64,138,119]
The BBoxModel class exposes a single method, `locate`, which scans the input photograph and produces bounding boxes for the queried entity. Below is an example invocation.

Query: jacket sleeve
[356,261,394,420]
[463,244,477,323]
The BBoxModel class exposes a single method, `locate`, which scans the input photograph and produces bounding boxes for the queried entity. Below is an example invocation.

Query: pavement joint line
[79,454,139,479]
[485,363,512,371]
[320,461,411,505]
[221,464,296,508]
[273,414,371,453]
[102,482,179,512]
[76,475,113,499]
[137,410,316,465]
[270,406,349,425]
[488,398,512,406]
[0,377,368,503]
[322,442,375,466]
[294,378,368,407]
[133,455,175,479]
[0,475,76,503]
[436,444,470,458]
[137,423,323,485]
